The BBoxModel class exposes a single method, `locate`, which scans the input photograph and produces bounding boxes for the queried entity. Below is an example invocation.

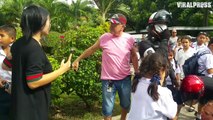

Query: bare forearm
[76,47,97,61]
[27,68,67,89]
[28,53,72,89]
[131,56,139,73]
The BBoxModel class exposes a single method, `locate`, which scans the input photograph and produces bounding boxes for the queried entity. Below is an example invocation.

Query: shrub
[45,23,109,109]
[48,56,65,106]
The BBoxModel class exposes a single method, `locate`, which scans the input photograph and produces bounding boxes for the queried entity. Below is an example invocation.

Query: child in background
[175,36,197,113]
[174,36,182,57]
[166,50,181,90]
[191,32,207,52]
[169,28,178,50]
[0,24,16,120]
[166,50,183,118]
[175,35,196,80]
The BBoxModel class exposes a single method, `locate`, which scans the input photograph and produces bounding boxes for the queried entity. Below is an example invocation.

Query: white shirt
[198,47,213,77]
[175,47,196,79]
[127,77,177,120]
[191,42,207,52]
[174,45,183,55]
[166,59,181,85]
[0,47,12,82]
[169,36,178,50]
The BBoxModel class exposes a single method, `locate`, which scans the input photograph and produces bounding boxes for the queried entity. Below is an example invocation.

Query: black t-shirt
[10,37,52,120]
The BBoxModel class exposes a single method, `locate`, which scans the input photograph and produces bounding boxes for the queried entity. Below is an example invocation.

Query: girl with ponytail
[128,53,177,120]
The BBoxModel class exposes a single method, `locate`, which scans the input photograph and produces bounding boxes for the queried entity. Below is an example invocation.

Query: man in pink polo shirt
[72,13,139,120]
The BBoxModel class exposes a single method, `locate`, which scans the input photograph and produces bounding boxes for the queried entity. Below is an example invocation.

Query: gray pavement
[111,104,198,120]
[178,104,197,120]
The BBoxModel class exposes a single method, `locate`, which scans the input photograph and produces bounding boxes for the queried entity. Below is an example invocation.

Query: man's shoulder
[123,33,135,41]
[123,32,131,36]
[102,32,111,36]
[100,33,112,39]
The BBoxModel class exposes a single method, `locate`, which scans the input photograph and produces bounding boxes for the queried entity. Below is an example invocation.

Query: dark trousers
[0,88,11,120]
[167,85,183,105]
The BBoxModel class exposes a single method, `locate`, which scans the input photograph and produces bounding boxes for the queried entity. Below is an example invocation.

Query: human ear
[10,37,15,43]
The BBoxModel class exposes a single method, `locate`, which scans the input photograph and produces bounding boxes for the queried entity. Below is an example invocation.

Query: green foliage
[42,31,63,54]
[63,24,107,108]
[15,25,22,39]
[48,56,65,106]
[127,0,158,31]
[45,23,109,109]
[1,0,213,34]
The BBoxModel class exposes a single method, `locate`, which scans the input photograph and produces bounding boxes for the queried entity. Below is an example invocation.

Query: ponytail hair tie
[150,74,161,85]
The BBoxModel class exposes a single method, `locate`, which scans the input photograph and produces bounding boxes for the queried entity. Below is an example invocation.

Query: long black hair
[20,4,49,41]
[132,53,168,101]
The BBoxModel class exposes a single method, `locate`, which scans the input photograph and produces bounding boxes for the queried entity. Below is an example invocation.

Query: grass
[49,93,121,120]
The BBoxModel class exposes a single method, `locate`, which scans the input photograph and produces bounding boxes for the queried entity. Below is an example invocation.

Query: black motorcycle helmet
[146,10,172,50]
[148,9,172,25]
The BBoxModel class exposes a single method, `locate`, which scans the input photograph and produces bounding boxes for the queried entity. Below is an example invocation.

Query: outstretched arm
[72,39,100,71]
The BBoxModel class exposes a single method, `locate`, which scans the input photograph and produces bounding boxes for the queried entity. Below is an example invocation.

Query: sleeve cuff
[3,57,12,68]
[26,73,43,83]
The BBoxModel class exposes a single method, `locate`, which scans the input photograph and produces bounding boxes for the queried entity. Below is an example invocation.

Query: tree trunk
[102,12,106,24]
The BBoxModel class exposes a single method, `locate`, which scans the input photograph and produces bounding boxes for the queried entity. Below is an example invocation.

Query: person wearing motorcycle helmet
[180,75,213,120]
[148,9,172,24]
[146,9,172,50]
[180,75,205,104]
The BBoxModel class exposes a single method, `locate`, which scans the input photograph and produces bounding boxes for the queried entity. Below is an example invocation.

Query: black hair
[177,36,182,41]
[181,35,191,42]
[198,31,207,37]
[132,53,168,101]
[208,37,213,46]
[0,24,16,39]
[20,4,49,41]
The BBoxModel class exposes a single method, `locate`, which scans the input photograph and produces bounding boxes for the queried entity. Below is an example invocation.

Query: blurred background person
[191,32,207,52]
[169,28,178,50]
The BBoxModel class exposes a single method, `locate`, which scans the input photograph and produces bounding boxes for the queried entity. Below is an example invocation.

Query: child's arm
[0,78,8,88]
[2,48,12,71]
[2,57,12,71]
[0,79,5,88]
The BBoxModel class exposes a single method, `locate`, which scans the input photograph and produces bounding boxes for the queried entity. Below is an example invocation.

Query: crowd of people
[0,4,213,120]
[168,29,213,120]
